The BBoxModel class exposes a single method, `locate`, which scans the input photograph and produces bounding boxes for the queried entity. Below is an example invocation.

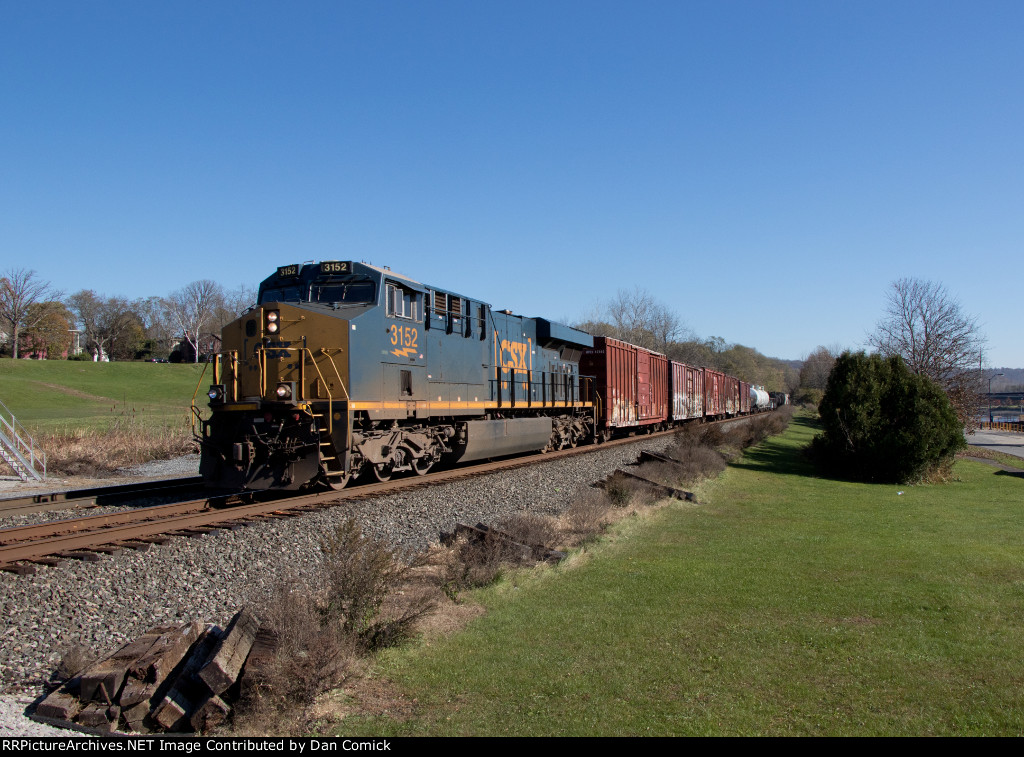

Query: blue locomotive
[197,261,596,490]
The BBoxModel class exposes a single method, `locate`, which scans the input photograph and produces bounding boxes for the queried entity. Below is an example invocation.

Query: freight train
[194,261,774,491]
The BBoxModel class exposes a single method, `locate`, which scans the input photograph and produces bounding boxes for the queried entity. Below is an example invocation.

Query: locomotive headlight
[207,385,225,403]
[265,310,280,334]
[275,382,293,400]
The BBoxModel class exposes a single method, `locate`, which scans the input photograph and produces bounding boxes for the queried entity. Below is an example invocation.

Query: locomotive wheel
[411,457,434,476]
[325,471,352,490]
[373,463,394,482]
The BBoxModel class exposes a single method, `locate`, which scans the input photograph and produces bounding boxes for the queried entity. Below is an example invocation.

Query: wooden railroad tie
[32,608,264,736]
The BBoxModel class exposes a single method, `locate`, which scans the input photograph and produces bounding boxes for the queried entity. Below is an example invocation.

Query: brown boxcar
[704,368,726,418]
[738,380,752,415]
[721,374,740,416]
[580,336,668,434]
[670,360,705,421]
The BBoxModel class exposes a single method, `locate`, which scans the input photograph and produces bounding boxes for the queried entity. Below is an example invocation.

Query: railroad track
[0,477,205,518]
[0,415,754,575]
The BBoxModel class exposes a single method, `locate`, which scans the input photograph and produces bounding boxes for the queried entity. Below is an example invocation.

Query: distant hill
[779,359,1023,390]
[990,368,1024,391]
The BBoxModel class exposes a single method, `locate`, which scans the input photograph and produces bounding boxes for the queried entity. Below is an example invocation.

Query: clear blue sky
[2,1,1021,366]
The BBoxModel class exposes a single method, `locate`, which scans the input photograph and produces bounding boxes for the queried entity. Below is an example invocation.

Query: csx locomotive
[197,261,596,490]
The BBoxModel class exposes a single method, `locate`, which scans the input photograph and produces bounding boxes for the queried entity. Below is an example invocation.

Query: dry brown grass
[38,418,196,476]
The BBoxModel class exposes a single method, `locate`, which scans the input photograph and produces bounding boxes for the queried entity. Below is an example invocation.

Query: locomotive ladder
[305,348,350,481]
[0,399,45,482]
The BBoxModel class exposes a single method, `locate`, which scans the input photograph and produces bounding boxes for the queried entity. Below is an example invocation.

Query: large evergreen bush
[810,351,965,483]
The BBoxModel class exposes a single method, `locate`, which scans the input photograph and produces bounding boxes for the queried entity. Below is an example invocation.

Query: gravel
[0,438,671,734]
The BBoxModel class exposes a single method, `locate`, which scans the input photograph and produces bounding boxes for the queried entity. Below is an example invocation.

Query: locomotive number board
[320,261,350,274]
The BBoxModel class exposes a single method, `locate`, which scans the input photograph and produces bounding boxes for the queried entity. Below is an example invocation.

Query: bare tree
[214,284,257,331]
[165,280,224,363]
[133,295,176,357]
[0,269,60,359]
[606,287,686,353]
[869,278,986,424]
[799,346,837,392]
[67,290,141,361]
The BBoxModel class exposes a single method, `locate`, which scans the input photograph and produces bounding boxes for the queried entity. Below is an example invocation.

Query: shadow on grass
[730,440,816,478]
[728,413,819,478]
[994,469,1024,480]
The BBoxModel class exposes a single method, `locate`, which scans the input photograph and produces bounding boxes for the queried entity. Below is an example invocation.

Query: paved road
[967,428,1024,460]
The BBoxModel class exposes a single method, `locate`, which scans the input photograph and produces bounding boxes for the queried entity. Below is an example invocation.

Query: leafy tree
[810,351,965,483]
[20,301,73,358]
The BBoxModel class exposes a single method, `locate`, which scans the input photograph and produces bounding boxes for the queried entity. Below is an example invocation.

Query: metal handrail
[0,398,45,479]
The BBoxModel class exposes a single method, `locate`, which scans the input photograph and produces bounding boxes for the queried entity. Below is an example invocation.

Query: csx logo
[499,340,530,371]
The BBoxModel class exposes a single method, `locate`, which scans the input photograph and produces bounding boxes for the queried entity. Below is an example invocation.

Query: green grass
[347,413,1024,736]
[0,359,207,432]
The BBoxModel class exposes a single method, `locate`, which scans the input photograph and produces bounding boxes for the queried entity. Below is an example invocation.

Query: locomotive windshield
[258,278,376,306]
[311,280,376,305]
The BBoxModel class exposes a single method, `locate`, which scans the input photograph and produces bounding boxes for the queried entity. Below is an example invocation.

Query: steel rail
[0,477,205,518]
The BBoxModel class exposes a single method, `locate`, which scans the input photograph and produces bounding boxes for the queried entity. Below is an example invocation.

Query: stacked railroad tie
[31,608,269,735]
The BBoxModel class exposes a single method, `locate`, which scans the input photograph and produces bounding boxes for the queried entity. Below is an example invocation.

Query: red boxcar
[670,360,705,421]
[580,336,668,434]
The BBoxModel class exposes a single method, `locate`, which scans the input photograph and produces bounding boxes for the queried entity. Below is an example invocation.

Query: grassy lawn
[0,359,207,432]
[348,413,1024,736]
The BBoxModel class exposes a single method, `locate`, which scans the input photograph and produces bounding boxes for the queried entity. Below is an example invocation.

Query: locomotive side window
[386,283,421,320]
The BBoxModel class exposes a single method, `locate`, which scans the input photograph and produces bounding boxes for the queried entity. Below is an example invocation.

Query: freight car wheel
[373,463,394,482]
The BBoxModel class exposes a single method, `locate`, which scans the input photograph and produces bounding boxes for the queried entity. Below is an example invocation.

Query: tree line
[574,287,800,393]
[0,268,255,363]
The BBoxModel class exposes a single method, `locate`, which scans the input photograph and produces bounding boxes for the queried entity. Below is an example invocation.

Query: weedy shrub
[562,489,613,539]
[320,519,434,651]
[731,409,794,449]
[250,578,359,705]
[442,513,562,595]
[444,529,523,593]
[235,521,435,733]
[671,421,727,453]
[496,512,559,550]
[603,475,645,506]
